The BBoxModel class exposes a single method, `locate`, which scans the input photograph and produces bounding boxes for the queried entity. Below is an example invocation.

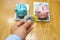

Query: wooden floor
[0,0,60,40]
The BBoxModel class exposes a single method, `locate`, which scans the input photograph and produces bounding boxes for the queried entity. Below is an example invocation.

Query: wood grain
[0,0,60,40]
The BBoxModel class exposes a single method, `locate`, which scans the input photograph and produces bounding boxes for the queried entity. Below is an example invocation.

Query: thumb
[21,20,32,30]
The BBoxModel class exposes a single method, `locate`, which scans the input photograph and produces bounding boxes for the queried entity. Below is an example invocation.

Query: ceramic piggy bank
[35,4,49,19]
[15,3,27,18]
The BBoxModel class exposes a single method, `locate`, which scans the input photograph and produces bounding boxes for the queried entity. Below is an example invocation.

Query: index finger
[14,19,24,27]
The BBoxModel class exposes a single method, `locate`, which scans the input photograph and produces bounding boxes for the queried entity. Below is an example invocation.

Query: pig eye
[37,11,40,14]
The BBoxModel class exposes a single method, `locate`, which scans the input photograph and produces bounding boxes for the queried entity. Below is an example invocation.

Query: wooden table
[0,0,60,40]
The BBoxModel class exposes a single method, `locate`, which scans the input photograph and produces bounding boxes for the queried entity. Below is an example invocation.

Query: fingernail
[27,20,31,22]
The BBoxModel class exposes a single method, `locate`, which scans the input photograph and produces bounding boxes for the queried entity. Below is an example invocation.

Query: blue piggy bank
[15,3,27,18]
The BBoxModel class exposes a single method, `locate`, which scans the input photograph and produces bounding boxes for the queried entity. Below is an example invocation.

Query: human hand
[11,20,33,40]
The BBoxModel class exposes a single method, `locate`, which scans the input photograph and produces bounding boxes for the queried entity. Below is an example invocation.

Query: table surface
[0,0,60,40]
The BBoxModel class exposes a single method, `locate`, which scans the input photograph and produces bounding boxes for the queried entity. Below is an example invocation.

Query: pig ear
[42,5,50,13]
[44,7,49,12]
[35,8,40,13]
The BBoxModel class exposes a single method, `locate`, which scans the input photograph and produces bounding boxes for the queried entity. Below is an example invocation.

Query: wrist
[6,34,22,40]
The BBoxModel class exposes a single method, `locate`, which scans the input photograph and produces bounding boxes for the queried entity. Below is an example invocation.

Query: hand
[11,20,33,40]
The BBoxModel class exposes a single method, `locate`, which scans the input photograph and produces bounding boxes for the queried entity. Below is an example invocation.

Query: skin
[11,20,33,40]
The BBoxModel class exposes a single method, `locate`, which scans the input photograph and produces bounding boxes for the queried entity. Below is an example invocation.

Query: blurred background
[0,0,60,40]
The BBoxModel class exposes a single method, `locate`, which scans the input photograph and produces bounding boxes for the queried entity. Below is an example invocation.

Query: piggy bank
[35,4,49,19]
[15,3,27,18]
